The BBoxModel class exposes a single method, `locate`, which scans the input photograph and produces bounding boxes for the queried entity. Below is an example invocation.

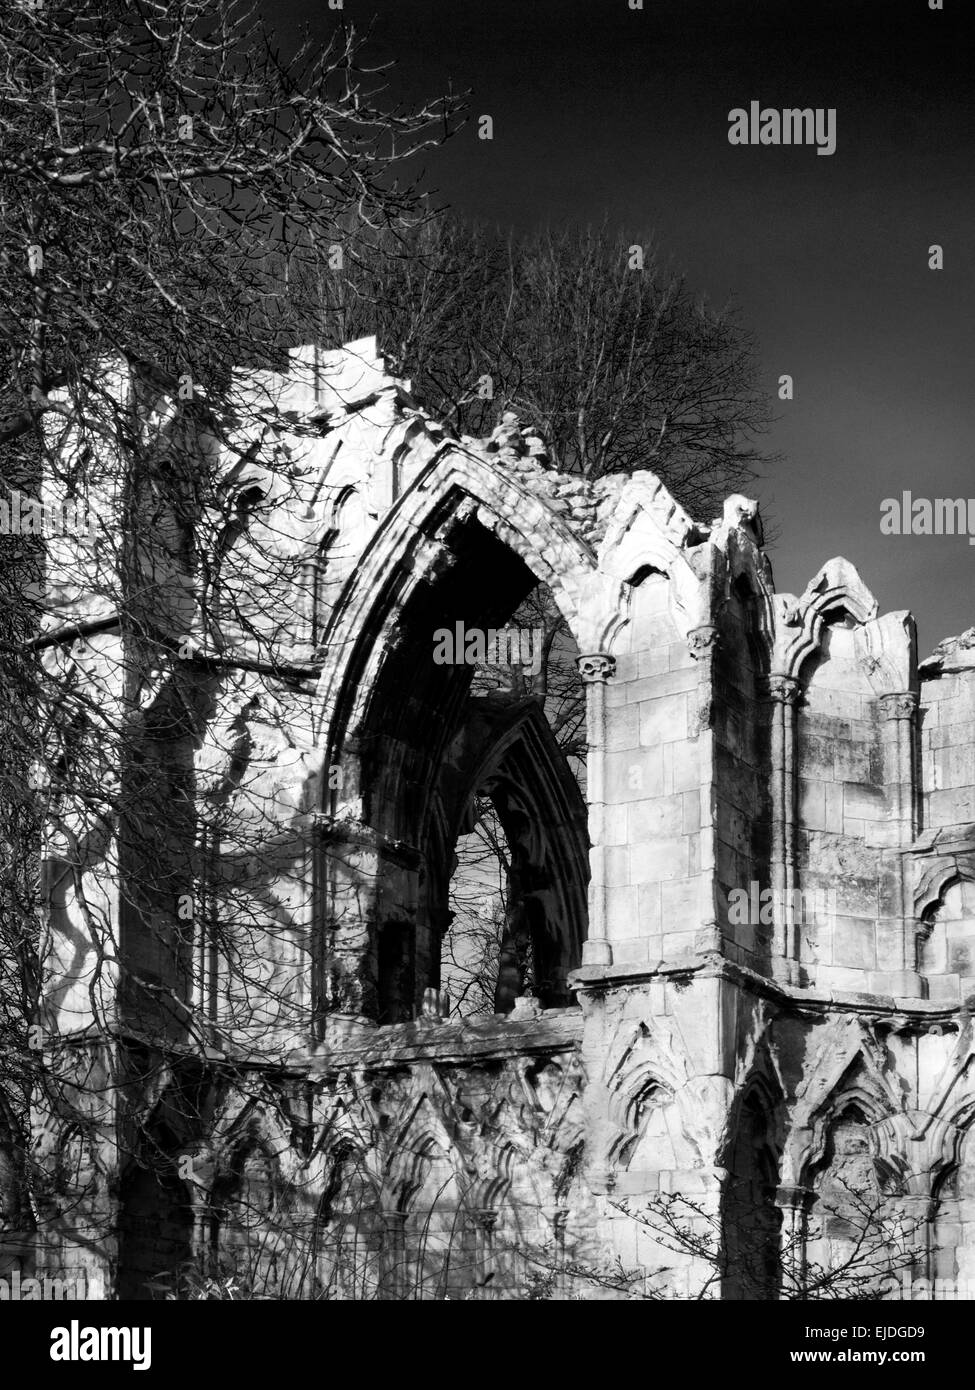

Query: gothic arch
[433,696,590,1012]
[597,472,713,645]
[311,447,605,1020]
[312,443,603,764]
[771,557,880,680]
[117,1137,193,1299]
[598,1019,705,1179]
[609,1077,682,1175]
[728,570,774,678]
[783,1019,903,1189]
[721,1075,784,1300]
[915,859,975,921]
[915,866,975,988]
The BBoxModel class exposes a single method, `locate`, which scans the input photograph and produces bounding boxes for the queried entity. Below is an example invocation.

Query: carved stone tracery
[27,335,975,1300]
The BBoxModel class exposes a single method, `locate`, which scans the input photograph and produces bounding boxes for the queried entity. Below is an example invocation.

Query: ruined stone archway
[307,425,605,1025]
[437,692,590,1016]
[331,515,590,1021]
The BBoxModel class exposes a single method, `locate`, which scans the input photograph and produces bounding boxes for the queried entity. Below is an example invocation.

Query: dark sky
[263,0,975,656]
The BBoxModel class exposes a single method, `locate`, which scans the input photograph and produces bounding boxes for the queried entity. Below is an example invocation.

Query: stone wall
[12,337,975,1299]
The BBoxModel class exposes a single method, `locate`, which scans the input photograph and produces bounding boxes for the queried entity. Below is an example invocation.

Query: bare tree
[310,218,773,993]
[310,216,775,511]
[0,0,457,1285]
[515,1182,925,1302]
[442,798,509,1018]
[0,0,453,447]
[0,4,781,1300]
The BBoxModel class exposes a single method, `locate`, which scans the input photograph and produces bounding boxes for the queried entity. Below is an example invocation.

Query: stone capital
[687,625,720,661]
[580,937,613,967]
[577,653,616,684]
[878,691,918,721]
[775,1184,815,1213]
[766,674,801,705]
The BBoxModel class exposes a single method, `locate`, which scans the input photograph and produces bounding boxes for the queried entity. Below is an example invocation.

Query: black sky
[261,0,975,655]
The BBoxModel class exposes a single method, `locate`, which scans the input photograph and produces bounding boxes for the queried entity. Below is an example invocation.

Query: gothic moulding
[912,841,975,995]
[779,1013,975,1200]
[763,560,919,984]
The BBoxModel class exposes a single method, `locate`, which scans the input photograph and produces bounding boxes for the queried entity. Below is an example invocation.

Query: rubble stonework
[11,337,975,1299]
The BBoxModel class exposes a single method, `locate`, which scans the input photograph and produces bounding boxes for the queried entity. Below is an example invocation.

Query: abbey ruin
[5,337,975,1300]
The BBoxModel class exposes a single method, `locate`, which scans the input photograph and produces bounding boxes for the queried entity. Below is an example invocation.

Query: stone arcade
[5,337,975,1299]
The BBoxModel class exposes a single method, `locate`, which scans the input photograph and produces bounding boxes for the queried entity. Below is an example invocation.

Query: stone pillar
[899,1183,934,1286]
[767,675,801,982]
[316,817,382,1023]
[549,1206,569,1294]
[578,654,616,968]
[688,625,721,952]
[686,1165,729,1300]
[776,1184,814,1298]
[380,1209,408,1300]
[878,692,921,990]
[188,1167,213,1285]
[468,1208,498,1299]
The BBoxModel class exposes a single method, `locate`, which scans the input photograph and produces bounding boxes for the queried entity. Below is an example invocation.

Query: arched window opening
[442,798,510,1018]
[721,1092,782,1300]
[918,877,975,986]
[344,522,588,1025]
[618,1082,681,1174]
[440,756,585,1019]
[309,528,338,651]
[377,921,416,1025]
[929,1126,975,1296]
[814,1106,880,1239]
[313,1145,382,1300]
[117,1137,192,1300]
[805,1103,912,1296]
[431,582,588,1020]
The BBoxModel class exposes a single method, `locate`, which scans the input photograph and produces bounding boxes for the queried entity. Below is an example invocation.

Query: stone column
[767,675,801,982]
[549,1206,569,1294]
[468,1208,498,1299]
[688,625,721,952]
[878,692,920,988]
[577,654,616,968]
[315,816,382,1025]
[379,1209,408,1300]
[688,1164,730,1300]
[776,1184,814,1298]
[899,1181,934,1287]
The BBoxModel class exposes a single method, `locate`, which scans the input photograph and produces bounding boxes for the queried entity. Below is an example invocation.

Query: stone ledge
[47,1012,584,1074]
[290,1006,585,1071]
[570,955,974,1023]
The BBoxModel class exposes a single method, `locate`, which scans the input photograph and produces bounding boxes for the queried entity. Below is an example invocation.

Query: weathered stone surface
[19,337,975,1300]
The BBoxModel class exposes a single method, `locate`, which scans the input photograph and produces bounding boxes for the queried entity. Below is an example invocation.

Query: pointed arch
[721,1072,784,1300]
[312,442,604,762]
[772,557,880,680]
[783,1019,902,1188]
[434,695,590,1012]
